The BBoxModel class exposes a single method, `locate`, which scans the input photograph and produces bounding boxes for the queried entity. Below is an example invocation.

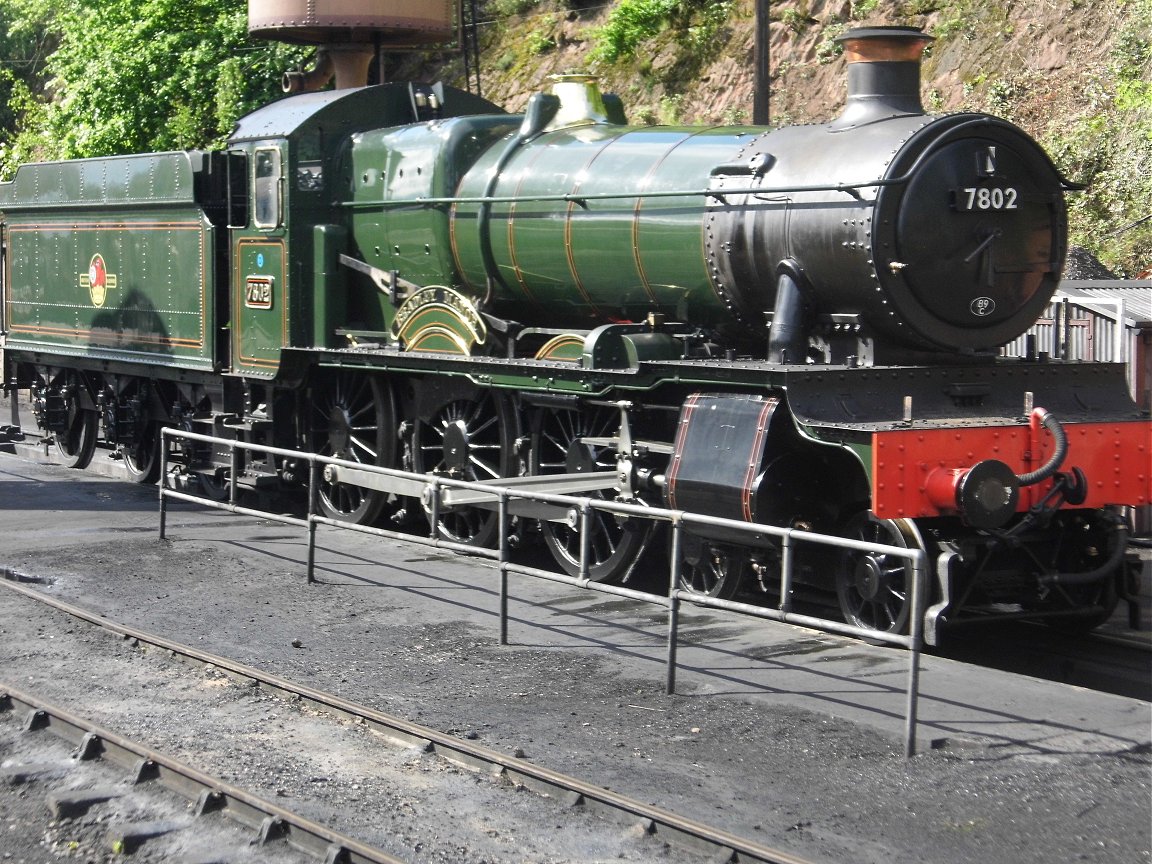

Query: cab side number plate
[245,276,274,309]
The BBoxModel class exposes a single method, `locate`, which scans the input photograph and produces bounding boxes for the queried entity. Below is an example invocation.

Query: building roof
[1056,279,1152,327]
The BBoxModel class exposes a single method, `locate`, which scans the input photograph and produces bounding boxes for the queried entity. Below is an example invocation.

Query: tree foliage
[1034,0,1152,275]
[0,0,308,175]
[588,0,732,66]
[0,1,54,141]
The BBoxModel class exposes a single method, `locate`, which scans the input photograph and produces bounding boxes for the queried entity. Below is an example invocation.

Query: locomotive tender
[2,14,1149,643]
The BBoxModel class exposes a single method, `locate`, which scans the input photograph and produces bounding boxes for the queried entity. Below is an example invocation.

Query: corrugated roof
[1057,279,1152,325]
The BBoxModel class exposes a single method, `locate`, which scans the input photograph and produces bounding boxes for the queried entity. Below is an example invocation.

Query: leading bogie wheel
[678,538,748,600]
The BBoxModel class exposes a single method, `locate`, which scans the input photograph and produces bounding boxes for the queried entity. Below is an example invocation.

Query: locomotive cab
[224,83,505,375]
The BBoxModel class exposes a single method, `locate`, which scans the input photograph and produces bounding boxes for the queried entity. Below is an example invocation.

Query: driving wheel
[530,406,651,582]
[310,372,396,525]
[412,391,518,547]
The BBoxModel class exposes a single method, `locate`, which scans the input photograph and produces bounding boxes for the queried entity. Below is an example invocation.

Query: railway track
[0,573,815,864]
[2,449,1150,864]
[0,684,401,864]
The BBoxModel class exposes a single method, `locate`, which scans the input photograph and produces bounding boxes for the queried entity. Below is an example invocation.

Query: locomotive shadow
[0,473,157,512]
[89,288,175,356]
[205,533,1150,759]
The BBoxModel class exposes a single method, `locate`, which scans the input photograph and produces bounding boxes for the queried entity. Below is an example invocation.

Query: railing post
[779,530,794,617]
[666,516,683,694]
[158,429,169,541]
[228,439,240,507]
[429,479,442,542]
[498,491,509,646]
[577,502,591,584]
[903,549,926,757]
[306,458,319,585]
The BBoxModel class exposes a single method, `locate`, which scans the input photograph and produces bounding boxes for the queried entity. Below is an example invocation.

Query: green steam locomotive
[2,24,1148,641]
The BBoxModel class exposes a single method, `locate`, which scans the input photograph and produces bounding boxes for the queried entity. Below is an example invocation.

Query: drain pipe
[283,49,333,94]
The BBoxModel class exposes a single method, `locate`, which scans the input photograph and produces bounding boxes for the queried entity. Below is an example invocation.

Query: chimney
[830,26,933,130]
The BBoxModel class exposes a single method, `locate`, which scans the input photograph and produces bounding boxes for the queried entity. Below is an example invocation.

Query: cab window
[253,147,282,229]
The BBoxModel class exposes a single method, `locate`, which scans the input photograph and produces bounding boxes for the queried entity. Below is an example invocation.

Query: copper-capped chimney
[248,0,455,91]
[831,26,933,130]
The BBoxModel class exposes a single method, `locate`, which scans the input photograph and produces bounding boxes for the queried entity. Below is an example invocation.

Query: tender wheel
[412,391,518,547]
[108,379,162,484]
[530,406,651,582]
[37,371,97,470]
[56,408,98,470]
[835,513,923,634]
[679,538,747,600]
[311,372,396,525]
[121,423,161,484]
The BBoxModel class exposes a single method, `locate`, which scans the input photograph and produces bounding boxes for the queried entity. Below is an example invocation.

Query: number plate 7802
[954,186,1019,211]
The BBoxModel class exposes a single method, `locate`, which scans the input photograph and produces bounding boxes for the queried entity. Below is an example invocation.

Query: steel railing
[159,427,928,756]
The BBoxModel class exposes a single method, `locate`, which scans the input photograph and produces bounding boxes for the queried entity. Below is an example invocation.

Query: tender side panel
[0,151,220,371]
[872,420,1152,518]
[3,214,214,369]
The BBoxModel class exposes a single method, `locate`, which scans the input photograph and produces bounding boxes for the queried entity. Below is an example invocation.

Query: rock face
[399,0,1147,275]
[468,0,1131,133]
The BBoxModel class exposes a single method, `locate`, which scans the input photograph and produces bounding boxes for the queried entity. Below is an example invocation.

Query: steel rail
[0,681,407,864]
[0,574,817,864]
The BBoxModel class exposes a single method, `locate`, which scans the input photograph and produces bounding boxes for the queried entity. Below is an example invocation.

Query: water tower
[248,0,457,91]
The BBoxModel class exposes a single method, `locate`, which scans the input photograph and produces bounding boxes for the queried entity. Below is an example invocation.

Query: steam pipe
[1017,408,1068,487]
[767,262,809,364]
